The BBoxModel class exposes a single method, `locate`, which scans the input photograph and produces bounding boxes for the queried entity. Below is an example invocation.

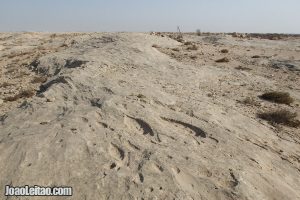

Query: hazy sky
[1,0,299,33]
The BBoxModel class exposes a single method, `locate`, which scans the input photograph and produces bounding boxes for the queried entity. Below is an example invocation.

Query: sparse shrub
[187,45,198,51]
[152,44,158,48]
[172,48,180,52]
[252,55,260,58]
[215,57,229,63]
[259,91,294,105]
[168,34,184,43]
[50,34,57,38]
[190,55,197,60]
[4,89,35,102]
[257,109,300,127]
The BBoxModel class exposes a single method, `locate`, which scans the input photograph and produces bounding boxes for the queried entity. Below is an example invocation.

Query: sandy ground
[0,32,300,200]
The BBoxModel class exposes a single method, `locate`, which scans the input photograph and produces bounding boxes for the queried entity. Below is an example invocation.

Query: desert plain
[0,32,300,199]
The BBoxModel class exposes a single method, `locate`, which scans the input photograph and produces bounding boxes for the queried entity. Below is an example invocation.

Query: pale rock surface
[0,32,299,200]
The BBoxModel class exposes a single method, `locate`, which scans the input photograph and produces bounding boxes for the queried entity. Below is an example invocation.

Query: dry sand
[0,32,300,200]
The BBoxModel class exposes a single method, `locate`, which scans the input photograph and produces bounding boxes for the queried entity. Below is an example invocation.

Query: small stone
[46,97,55,102]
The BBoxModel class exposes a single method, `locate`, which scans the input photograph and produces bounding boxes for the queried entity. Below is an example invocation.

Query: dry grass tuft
[259,91,294,105]
[137,94,146,99]
[215,57,230,63]
[257,109,300,127]
[252,55,261,58]
[4,89,35,102]
[152,44,159,48]
[184,41,193,46]
[220,49,229,53]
